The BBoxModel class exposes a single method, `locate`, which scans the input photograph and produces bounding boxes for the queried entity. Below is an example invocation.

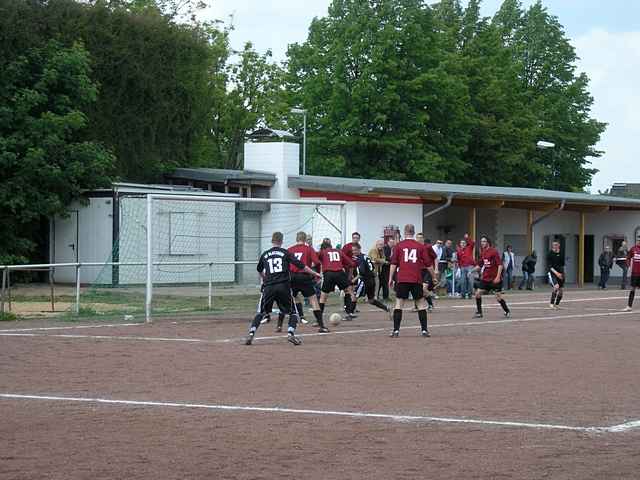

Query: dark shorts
[395,282,424,300]
[475,279,503,293]
[290,272,316,298]
[548,271,565,288]
[258,282,293,315]
[355,277,376,299]
[631,276,640,288]
[322,271,350,293]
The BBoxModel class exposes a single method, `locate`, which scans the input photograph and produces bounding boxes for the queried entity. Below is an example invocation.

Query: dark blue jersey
[355,253,376,279]
[257,247,306,286]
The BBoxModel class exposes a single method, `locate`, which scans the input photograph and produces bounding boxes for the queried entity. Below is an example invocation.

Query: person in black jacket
[518,251,537,290]
[598,245,614,289]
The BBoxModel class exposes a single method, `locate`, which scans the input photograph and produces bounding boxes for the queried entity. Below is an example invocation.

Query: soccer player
[624,237,640,311]
[547,240,565,309]
[416,233,438,311]
[245,232,321,346]
[276,232,329,333]
[341,232,361,259]
[318,238,357,319]
[472,236,511,319]
[388,224,433,338]
[350,243,390,313]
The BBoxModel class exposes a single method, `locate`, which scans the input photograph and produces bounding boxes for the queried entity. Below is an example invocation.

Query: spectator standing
[616,241,629,289]
[456,234,475,299]
[369,240,388,298]
[518,251,537,290]
[502,245,515,290]
[598,245,614,289]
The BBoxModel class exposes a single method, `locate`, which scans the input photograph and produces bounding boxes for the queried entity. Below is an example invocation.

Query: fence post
[208,263,213,310]
[7,269,11,312]
[1,268,6,314]
[49,267,55,312]
[75,264,81,315]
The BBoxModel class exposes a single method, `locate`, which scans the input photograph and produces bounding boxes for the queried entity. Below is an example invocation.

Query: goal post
[144,194,347,323]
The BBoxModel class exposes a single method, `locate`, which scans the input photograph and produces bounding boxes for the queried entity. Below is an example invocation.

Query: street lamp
[291,108,307,175]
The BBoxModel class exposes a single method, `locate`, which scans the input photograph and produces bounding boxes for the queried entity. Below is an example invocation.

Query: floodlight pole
[291,108,307,175]
[145,194,153,323]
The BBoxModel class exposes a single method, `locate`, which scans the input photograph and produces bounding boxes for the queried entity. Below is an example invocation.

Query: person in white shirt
[502,245,515,290]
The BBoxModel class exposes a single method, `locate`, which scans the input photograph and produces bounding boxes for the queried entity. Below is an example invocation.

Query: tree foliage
[0,40,114,260]
[287,0,605,190]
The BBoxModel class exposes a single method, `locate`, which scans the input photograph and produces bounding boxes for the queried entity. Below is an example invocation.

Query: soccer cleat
[623,306,633,312]
[504,311,511,318]
[427,305,434,312]
[299,317,309,324]
[260,315,271,324]
[389,330,399,338]
[275,326,283,333]
[287,334,302,346]
[318,326,330,333]
[473,312,483,318]
[421,330,431,338]
[244,333,255,345]
[346,313,357,321]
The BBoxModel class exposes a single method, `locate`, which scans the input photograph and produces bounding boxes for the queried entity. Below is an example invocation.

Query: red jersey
[457,239,475,267]
[391,239,433,283]
[422,243,437,270]
[479,246,502,282]
[319,248,355,272]
[628,245,640,276]
[287,243,319,273]
[342,242,355,259]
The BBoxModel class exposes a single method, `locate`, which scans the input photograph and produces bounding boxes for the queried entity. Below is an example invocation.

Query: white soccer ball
[329,312,342,326]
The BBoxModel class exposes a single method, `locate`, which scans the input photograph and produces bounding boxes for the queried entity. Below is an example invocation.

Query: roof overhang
[290,175,640,211]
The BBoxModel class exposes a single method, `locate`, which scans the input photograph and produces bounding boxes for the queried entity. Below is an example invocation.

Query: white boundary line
[0,392,616,433]
[0,295,627,333]
[0,311,634,344]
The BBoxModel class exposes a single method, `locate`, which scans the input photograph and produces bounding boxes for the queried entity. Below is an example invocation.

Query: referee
[245,232,321,346]
[547,240,565,309]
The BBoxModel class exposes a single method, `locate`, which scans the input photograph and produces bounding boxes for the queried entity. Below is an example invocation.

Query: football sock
[629,290,635,308]
[499,299,509,313]
[313,310,324,328]
[550,291,557,305]
[278,312,285,325]
[345,295,354,314]
[555,292,563,306]
[371,299,388,311]
[288,315,297,332]
[319,302,325,313]
[475,297,482,314]
[393,309,402,331]
[426,296,433,307]
[418,309,428,331]
[250,314,262,331]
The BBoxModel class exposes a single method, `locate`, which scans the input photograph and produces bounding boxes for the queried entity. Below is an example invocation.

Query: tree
[204,42,288,170]
[286,0,472,181]
[0,41,114,261]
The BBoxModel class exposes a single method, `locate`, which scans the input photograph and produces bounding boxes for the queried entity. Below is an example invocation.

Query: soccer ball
[329,313,342,326]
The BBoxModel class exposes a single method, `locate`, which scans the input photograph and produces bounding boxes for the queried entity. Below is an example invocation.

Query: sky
[200,1,640,192]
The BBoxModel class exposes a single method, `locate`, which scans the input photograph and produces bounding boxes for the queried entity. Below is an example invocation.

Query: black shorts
[322,271,350,293]
[290,272,316,298]
[475,279,503,293]
[630,276,640,288]
[355,277,376,299]
[548,271,565,288]
[258,282,294,315]
[395,282,424,300]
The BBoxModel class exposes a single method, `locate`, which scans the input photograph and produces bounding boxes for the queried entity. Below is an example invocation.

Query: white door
[53,211,78,283]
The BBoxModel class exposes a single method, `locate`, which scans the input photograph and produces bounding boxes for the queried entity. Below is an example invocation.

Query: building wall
[354,202,423,250]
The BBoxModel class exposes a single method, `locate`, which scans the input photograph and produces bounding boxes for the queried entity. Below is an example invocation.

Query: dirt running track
[1,289,639,479]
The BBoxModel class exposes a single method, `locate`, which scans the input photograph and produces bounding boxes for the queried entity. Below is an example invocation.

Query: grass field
[1,288,639,479]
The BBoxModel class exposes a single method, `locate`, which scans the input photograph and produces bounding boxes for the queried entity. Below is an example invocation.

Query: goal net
[84,194,345,322]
